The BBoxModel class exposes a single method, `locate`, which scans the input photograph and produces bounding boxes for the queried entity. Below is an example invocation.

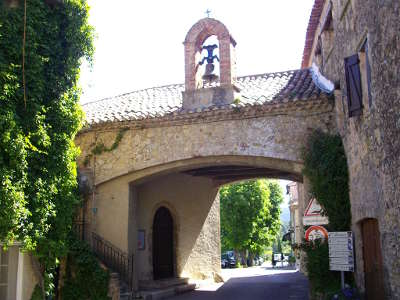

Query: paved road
[170,266,309,300]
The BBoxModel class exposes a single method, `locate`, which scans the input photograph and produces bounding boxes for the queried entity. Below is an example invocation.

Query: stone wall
[135,173,220,281]
[21,253,39,300]
[76,96,335,285]
[76,105,334,185]
[308,0,400,297]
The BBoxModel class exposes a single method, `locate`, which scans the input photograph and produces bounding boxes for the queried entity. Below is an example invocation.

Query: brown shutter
[344,54,363,117]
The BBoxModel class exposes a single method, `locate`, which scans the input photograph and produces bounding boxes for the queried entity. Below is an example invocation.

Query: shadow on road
[171,269,309,300]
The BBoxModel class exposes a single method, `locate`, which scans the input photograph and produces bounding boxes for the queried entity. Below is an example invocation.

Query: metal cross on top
[205,9,211,18]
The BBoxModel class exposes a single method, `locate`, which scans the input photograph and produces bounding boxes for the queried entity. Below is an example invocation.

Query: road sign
[303,198,329,225]
[305,225,328,241]
[328,231,354,272]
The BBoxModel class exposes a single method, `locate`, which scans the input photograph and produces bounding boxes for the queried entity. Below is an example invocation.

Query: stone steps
[120,278,195,299]
[138,283,196,300]
[139,277,189,290]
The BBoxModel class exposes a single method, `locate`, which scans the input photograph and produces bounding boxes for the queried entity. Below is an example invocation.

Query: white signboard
[328,231,354,272]
[303,198,329,226]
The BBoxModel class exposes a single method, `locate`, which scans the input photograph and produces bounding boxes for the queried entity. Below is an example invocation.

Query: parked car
[221,251,236,268]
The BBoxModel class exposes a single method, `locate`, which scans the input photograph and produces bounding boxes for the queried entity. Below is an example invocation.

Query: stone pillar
[219,39,232,86]
[108,273,120,300]
[297,178,313,274]
[184,43,197,91]
[128,185,139,291]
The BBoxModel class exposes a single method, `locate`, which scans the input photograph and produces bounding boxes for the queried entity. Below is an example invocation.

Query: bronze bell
[199,44,220,83]
[203,63,219,82]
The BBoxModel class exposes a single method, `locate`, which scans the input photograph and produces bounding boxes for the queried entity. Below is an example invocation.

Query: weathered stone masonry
[76,68,335,285]
[304,0,400,298]
[76,16,341,291]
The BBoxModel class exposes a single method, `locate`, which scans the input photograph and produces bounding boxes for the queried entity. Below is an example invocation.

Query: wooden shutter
[344,54,363,117]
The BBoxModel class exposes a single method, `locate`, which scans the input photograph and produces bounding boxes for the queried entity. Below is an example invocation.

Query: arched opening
[198,35,220,87]
[128,158,303,280]
[183,18,236,91]
[153,206,174,280]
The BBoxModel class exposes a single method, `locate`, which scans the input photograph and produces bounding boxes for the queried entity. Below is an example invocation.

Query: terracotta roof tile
[83,68,330,126]
[301,0,325,68]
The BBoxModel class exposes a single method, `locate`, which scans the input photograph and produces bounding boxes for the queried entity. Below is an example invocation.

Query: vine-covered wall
[299,130,353,299]
[0,0,101,297]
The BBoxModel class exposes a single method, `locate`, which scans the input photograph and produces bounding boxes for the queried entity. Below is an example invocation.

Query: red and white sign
[305,225,329,241]
[303,198,329,226]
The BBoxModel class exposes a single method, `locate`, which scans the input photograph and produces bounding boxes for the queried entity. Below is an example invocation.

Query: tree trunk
[56,257,67,300]
[240,250,246,266]
[248,252,254,267]
[234,250,240,267]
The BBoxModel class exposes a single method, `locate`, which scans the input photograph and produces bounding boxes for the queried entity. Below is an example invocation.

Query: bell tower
[182,18,239,110]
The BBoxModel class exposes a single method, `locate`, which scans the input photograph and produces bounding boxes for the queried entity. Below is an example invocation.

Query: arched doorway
[153,206,174,280]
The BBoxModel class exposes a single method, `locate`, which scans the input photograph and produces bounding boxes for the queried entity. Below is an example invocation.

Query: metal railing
[91,232,134,290]
[73,221,85,241]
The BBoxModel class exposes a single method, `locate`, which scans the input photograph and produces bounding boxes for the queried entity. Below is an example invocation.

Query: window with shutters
[344,54,363,117]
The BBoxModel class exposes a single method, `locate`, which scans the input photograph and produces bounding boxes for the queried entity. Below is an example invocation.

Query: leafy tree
[220,179,283,263]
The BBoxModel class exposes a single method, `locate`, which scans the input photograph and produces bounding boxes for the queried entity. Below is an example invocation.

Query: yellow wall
[135,173,220,281]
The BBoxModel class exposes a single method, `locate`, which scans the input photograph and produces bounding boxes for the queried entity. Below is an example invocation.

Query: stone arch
[184,18,231,47]
[183,18,236,90]
[124,155,304,187]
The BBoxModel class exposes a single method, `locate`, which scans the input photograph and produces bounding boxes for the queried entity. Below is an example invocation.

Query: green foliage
[30,285,43,300]
[83,127,128,166]
[272,221,291,254]
[220,179,283,257]
[302,130,351,231]
[300,130,353,298]
[297,240,340,297]
[0,0,94,295]
[288,254,296,265]
[62,236,110,300]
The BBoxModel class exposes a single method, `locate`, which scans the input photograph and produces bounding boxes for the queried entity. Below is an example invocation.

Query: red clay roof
[301,0,325,69]
[83,69,331,126]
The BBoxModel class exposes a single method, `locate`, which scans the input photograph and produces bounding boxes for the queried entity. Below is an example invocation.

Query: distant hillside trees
[220,179,283,265]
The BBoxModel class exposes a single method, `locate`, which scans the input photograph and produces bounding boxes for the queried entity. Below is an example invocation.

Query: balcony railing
[91,232,134,290]
[72,221,85,241]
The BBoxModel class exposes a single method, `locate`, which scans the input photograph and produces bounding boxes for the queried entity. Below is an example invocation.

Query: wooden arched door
[153,207,174,280]
[361,218,385,300]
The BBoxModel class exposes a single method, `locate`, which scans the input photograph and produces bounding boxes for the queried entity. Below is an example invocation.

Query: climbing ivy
[83,127,129,166]
[0,0,94,295]
[299,130,353,298]
[302,130,351,231]
[62,236,110,300]
[297,240,341,298]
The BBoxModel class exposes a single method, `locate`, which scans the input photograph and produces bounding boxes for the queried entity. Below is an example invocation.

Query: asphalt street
[170,266,309,300]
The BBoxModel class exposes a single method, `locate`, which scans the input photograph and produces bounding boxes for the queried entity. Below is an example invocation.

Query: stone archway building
[76,17,335,289]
